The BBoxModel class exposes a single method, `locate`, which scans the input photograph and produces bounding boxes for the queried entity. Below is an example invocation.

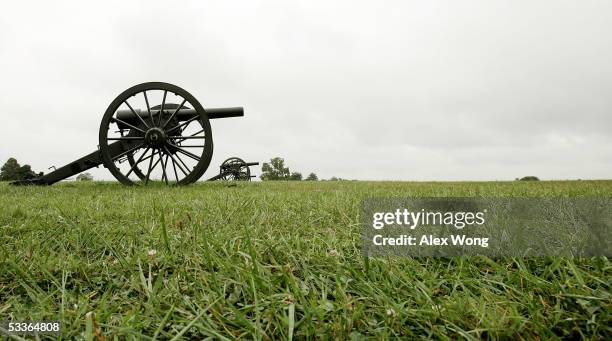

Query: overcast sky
[1,0,610,181]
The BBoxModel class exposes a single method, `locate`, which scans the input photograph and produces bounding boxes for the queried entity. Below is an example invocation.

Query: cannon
[207,157,259,181]
[12,82,257,186]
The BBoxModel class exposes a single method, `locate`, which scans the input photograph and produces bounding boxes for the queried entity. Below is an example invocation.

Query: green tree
[289,172,302,181]
[0,158,20,181]
[260,157,290,180]
[305,172,318,181]
[17,165,36,180]
[0,158,36,181]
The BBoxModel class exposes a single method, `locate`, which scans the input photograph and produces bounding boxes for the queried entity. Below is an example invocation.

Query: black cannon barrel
[116,107,243,124]
[206,107,244,119]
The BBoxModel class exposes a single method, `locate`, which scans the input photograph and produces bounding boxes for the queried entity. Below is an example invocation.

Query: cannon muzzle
[206,107,244,119]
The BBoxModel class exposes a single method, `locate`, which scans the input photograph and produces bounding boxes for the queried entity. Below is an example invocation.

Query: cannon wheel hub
[145,127,167,147]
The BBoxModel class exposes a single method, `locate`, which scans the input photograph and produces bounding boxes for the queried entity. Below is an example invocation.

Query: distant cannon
[208,157,259,181]
[12,82,258,186]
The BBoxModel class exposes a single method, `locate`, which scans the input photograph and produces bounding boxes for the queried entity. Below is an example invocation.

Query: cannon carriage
[12,82,258,186]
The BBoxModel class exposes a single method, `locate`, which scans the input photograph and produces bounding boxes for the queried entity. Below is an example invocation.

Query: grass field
[0,180,611,340]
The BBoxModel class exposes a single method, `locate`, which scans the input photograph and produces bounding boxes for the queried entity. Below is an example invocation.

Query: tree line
[260,157,342,181]
[0,158,38,181]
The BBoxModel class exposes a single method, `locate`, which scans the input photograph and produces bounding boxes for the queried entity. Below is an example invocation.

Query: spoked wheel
[99,82,214,185]
[220,157,252,181]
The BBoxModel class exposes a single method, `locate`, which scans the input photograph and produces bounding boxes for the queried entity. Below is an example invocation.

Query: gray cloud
[1,0,610,181]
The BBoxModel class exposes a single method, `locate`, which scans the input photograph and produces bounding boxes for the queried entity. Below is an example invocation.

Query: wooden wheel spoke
[158,149,169,185]
[166,114,199,134]
[168,143,201,161]
[159,90,167,126]
[174,152,191,173]
[126,147,150,177]
[144,151,156,184]
[124,99,149,130]
[143,91,155,127]
[107,137,144,141]
[111,143,146,162]
[111,117,146,134]
[169,135,205,139]
[162,98,186,129]
[164,146,189,176]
